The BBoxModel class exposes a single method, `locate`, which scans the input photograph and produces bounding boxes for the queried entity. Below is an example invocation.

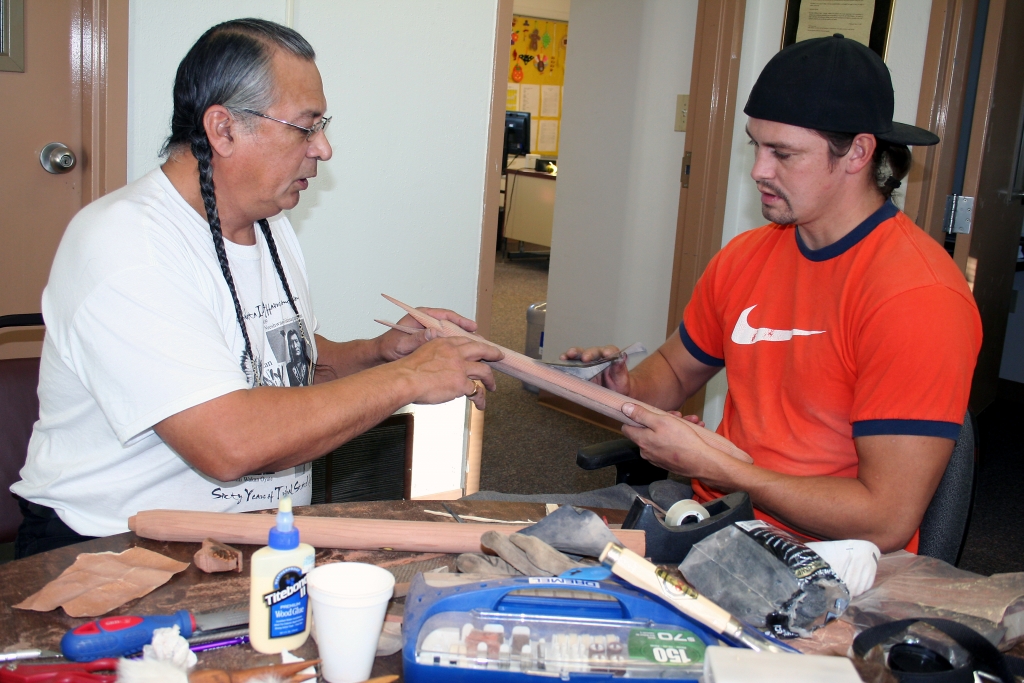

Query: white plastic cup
[307,562,396,683]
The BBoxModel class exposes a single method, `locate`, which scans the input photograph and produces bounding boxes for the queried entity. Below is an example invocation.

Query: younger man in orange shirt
[569,35,982,553]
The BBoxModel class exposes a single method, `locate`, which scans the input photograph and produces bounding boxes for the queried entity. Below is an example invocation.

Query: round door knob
[40,142,77,174]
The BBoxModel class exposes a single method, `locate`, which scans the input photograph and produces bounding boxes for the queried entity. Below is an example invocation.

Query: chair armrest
[576,439,642,471]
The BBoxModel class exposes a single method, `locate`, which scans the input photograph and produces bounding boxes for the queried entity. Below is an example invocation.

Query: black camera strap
[853,618,1024,683]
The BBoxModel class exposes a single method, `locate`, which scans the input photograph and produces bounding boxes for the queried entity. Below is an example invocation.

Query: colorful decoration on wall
[506,15,568,156]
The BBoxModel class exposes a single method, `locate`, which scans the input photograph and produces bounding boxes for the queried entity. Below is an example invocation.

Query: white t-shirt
[13,168,318,536]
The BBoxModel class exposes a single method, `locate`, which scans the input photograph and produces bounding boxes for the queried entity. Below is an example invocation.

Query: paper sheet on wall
[795,0,874,47]
[530,119,539,154]
[540,85,561,118]
[519,84,540,117]
[507,83,520,110]
[537,120,559,153]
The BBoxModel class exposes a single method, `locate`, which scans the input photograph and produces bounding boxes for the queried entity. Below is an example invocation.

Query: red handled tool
[0,658,118,682]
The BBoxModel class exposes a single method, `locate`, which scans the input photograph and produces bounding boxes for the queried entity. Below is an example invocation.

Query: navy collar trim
[795,201,898,262]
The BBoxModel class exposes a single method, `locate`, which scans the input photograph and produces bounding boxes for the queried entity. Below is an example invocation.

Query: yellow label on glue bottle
[248,497,315,653]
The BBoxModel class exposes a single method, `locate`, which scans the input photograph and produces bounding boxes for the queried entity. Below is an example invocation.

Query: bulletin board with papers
[506,15,568,156]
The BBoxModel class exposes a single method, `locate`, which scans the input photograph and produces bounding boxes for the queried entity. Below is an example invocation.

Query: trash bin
[523,302,546,393]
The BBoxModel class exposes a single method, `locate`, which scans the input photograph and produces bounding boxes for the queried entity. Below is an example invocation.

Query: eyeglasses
[242,109,332,141]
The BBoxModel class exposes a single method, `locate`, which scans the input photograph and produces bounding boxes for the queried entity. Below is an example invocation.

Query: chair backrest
[918,413,977,565]
[0,357,41,543]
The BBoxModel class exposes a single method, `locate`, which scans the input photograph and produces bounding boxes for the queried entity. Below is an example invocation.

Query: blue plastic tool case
[403,574,725,681]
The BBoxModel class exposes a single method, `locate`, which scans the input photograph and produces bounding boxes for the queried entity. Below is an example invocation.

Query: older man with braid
[11,19,500,557]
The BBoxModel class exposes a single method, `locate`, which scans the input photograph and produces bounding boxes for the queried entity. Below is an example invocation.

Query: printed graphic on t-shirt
[265,318,313,387]
[730,305,826,344]
[238,295,313,388]
[209,462,313,506]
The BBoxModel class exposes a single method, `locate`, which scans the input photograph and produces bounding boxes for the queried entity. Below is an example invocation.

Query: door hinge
[944,194,974,234]
[681,152,692,187]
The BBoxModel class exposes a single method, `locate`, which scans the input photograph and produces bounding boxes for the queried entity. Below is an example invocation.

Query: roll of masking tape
[664,499,710,527]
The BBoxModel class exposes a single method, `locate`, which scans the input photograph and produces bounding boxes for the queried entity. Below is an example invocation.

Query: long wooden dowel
[380,294,752,464]
[129,510,646,557]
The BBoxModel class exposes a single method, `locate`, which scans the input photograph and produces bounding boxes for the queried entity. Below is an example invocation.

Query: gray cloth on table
[647,479,694,510]
[464,480,694,512]
[463,483,642,510]
[517,504,621,558]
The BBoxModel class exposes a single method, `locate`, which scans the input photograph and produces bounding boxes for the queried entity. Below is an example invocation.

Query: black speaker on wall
[311,413,413,504]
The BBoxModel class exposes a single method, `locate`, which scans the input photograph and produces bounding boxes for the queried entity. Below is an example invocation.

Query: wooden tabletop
[0,500,593,677]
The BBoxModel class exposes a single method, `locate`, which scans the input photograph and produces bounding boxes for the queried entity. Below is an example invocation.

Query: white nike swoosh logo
[731,305,825,344]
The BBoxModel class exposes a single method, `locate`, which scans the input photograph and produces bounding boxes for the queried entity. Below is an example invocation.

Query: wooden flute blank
[128,510,646,557]
[380,294,752,464]
[599,543,734,635]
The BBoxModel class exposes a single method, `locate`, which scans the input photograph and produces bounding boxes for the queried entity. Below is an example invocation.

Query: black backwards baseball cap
[744,34,940,146]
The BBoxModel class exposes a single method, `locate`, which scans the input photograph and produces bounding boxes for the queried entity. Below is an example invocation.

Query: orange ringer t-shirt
[681,202,982,552]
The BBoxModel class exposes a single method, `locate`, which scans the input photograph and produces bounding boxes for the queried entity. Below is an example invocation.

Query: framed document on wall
[781,0,895,58]
[0,0,25,72]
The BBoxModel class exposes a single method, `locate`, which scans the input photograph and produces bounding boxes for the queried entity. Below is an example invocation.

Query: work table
[0,500,572,677]
[9,501,1015,680]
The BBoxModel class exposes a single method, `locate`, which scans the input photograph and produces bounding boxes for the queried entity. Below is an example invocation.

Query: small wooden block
[193,538,243,573]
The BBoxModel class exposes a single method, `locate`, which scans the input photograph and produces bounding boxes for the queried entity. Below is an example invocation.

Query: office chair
[0,314,44,559]
[577,412,977,566]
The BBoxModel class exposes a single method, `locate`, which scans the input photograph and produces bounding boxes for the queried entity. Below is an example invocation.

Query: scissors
[0,658,118,683]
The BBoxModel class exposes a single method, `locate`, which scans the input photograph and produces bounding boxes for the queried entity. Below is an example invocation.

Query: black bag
[853,618,1024,682]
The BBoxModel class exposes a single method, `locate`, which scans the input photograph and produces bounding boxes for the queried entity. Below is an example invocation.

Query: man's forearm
[623,407,950,553]
[157,334,499,482]
[700,457,909,550]
[682,435,950,552]
[158,361,416,481]
[625,332,721,411]
[628,349,712,410]
[314,334,384,379]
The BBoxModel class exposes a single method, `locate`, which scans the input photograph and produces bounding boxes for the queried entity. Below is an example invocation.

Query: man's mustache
[757,182,789,203]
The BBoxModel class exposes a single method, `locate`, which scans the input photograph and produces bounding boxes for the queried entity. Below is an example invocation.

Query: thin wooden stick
[380,294,752,463]
[375,319,420,334]
[128,510,646,556]
[188,660,321,683]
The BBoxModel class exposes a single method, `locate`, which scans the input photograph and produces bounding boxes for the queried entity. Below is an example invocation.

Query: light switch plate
[675,94,689,132]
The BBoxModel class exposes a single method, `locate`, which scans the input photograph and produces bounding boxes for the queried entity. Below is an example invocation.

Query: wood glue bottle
[248,497,315,653]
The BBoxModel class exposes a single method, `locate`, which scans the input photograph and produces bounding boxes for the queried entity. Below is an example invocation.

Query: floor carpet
[479,257,618,495]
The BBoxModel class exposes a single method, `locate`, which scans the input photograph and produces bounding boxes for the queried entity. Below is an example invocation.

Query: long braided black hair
[162,19,315,384]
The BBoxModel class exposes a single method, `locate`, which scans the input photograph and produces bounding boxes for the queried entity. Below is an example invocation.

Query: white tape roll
[664,499,710,527]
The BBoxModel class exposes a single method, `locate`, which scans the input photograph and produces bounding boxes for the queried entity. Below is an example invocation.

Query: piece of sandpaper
[14,546,189,617]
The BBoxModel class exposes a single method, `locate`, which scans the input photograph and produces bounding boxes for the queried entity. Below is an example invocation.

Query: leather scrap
[14,546,189,617]
[193,538,243,573]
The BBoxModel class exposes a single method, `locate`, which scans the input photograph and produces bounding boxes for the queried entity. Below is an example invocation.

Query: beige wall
[543,0,700,365]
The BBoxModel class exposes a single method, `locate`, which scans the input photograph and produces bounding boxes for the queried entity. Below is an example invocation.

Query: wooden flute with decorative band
[598,543,795,654]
